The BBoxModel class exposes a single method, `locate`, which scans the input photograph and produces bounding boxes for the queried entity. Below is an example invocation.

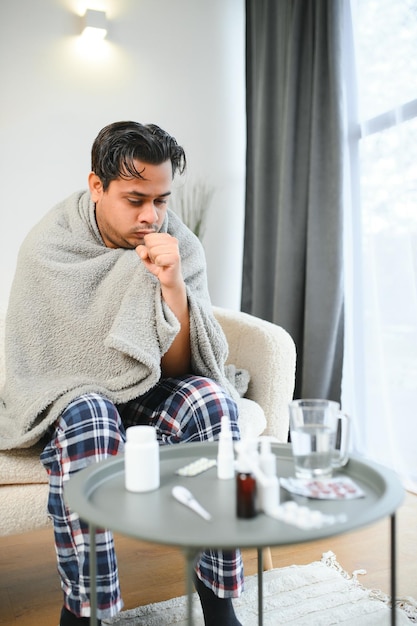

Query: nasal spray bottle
[258,437,280,514]
[217,415,235,480]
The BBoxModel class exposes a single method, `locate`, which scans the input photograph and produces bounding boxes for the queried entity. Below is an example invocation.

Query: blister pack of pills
[280,477,365,500]
[176,457,217,477]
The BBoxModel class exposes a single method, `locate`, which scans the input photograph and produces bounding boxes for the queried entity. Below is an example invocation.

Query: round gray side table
[65,442,404,626]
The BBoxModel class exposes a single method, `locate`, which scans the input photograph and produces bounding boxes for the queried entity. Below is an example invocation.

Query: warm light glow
[82,25,107,40]
[74,32,111,61]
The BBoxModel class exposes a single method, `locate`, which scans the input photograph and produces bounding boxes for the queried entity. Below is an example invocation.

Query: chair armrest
[213,306,296,442]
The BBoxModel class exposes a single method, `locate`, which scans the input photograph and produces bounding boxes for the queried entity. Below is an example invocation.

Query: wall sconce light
[81,9,108,40]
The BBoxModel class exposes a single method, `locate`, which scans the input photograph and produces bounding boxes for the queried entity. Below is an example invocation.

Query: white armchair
[0,307,296,536]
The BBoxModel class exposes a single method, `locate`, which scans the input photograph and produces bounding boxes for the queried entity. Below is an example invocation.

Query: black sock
[60,606,101,626]
[194,575,242,626]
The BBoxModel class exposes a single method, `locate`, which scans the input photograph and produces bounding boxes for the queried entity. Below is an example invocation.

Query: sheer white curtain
[343,0,417,492]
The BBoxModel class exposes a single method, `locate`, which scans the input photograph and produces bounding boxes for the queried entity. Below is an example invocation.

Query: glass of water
[289,399,350,479]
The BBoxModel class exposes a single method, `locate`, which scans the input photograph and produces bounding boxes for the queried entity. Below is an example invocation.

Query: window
[347,0,417,489]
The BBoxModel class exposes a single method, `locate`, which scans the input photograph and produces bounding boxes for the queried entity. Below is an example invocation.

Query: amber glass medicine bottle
[235,443,257,519]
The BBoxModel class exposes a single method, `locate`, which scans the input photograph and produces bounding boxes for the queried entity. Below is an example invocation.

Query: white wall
[0,0,245,312]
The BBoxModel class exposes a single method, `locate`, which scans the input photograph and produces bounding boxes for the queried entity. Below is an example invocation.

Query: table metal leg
[89,523,98,626]
[257,548,263,626]
[391,514,396,626]
[183,548,199,626]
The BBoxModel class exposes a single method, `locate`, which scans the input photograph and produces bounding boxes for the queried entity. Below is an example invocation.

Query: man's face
[89,159,173,249]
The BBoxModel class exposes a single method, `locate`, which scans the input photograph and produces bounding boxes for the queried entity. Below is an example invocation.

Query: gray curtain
[242,0,345,402]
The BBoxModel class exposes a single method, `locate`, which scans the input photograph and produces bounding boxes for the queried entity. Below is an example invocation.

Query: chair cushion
[0,483,50,535]
[0,442,48,485]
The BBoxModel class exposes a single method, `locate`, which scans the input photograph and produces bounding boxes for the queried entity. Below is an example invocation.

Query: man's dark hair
[91,121,187,191]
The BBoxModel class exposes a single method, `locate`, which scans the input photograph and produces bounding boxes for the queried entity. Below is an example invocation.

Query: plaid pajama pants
[40,375,244,620]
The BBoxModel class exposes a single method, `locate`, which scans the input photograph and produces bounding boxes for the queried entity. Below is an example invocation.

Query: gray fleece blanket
[0,191,239,450]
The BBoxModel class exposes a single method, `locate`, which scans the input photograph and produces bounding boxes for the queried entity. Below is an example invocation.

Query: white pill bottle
[124,425,160,493]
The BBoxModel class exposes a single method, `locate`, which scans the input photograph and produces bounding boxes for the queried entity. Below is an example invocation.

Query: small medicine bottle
[235,442,257,519]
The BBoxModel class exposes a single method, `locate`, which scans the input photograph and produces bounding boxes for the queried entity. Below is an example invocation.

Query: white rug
[105,551,417,625]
